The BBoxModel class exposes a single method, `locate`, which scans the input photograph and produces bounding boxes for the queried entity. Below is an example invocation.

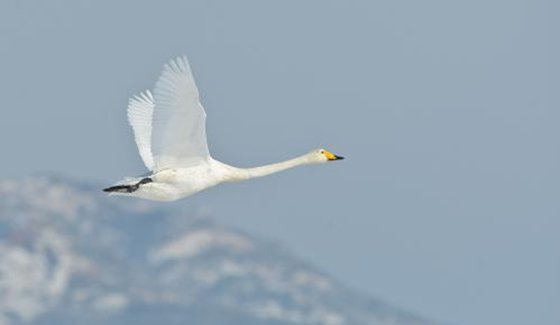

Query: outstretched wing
[127,90,155,171]
[151,56,210,171]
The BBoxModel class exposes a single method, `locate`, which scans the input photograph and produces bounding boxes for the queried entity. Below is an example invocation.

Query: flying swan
[103,56,344,201]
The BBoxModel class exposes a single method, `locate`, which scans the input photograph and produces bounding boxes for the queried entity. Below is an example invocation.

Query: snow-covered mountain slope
[0,176,437,325]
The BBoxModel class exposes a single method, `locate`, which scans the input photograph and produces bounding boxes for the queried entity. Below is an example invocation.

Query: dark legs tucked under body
[103,178,152,193]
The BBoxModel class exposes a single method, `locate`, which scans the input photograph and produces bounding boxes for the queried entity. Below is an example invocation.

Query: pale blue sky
[0,1,557,324]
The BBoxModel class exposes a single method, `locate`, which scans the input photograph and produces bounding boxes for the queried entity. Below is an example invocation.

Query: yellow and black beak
[324,150,345,161]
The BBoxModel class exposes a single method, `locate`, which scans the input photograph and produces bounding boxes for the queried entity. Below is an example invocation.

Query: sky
[0,1,557,324]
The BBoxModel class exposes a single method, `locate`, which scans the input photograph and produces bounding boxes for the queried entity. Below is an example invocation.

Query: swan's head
[310,148,345,163]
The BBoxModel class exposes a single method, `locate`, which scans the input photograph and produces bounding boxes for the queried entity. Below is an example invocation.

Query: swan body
[104,56,343,201]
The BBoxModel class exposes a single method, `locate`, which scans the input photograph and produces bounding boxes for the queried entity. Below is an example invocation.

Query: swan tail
[102,177,152,194]
[103,184,139,193]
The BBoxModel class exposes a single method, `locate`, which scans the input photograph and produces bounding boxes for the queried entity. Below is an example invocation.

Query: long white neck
[239,154,314,180]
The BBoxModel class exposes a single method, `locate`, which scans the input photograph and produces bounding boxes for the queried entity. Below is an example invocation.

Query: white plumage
[104,56,344,201]
[127,90,155,170]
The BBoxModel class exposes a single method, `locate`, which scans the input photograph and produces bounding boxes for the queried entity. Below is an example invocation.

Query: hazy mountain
[0,176,437,325]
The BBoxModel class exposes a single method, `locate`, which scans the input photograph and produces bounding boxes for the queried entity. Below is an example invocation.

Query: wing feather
[127,90,155,170]
[151,56,210,170]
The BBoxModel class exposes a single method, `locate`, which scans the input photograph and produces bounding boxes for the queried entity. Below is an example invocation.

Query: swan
[103,56,344,201]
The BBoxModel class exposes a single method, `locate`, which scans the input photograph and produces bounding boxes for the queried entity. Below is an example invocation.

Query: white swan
[103,56,344,201]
